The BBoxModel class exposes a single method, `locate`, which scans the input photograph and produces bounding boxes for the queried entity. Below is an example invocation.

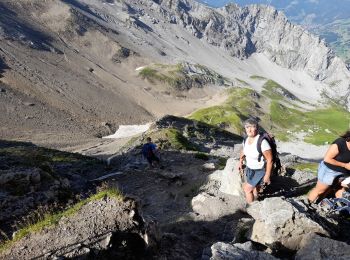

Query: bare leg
[253,187,259,201]
[308,181,330,203]
[243,182,255,204]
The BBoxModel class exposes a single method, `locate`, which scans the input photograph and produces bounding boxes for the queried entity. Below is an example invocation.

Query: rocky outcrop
[0,196,149,260]
[202,241,277,260]
[246,197,329,250]
[295,233,350,260]
[191,158,245,219]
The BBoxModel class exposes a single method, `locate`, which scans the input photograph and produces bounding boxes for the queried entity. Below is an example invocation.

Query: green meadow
[188,79,350,145]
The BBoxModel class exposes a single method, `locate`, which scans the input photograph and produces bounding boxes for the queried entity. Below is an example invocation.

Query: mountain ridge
[156,0,350,106]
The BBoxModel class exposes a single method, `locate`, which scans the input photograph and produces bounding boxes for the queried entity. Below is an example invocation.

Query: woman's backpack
[244,132,282,174]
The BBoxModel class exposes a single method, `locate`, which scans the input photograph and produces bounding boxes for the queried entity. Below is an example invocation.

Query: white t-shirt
[243,134,271,170]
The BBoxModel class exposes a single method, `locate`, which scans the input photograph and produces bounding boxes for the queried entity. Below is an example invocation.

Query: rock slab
[202,241,277,260]
[296,233,350,260]
[247,197,329,250]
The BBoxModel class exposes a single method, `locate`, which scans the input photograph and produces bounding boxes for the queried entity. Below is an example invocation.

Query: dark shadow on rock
[259,175,302,199]
[84,232,148,260]
[68,5,120,37]
[61,0,104,19]
[0,3,59,52]
[0,57,10,77]
[156,211,252,259]
[62,0,120,36]
[62,0,108,21]
[0,139,36,149]
[0,139,109,241]
[31,230,149,260]
[133,17,154,33]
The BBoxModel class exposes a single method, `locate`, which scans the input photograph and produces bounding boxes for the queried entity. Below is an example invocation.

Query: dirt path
[107,150,247,259]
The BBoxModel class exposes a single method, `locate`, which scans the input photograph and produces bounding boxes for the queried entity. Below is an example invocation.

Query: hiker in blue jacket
[238,118,273,204]
[142,137,160,168]
[308,130,350,203]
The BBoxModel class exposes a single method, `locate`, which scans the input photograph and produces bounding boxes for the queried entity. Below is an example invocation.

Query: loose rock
[247,197,329,250]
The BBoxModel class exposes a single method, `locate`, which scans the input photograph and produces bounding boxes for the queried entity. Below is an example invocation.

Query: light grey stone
[218,158,244,197]
[202,162,216,171]
[247,197,329,250]
[206,241,277,260]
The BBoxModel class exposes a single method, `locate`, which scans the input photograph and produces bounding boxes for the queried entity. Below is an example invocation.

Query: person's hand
[237,161,242,170]
[344,162,350,171]
[263,175,271,185]
[237,160,244,171]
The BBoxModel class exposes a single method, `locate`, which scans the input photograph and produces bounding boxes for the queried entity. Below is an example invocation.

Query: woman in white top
[238,118,273,204]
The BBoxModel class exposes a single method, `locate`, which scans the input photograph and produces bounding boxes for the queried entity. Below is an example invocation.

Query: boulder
[290,170,315,185]
[247,197,329,250]
[218,158,244,197]
[202,162,216,171]
[191,158,245,219]
[295,233,350,260]
[202,241,277,260]
[191,192,242,219]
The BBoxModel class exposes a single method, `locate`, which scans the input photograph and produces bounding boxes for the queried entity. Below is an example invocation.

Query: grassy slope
[146,128,199,151]
[139,63,228,90]
[188,78,350,145]
[189,87,259,134]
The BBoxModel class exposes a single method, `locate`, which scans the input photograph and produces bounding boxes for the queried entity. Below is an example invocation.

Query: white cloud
[285,0,299,10]
[308,0,319,4]
[302,13,317,26]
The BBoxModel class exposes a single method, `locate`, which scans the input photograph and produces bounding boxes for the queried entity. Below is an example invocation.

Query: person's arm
[324,144,350,170]
[238,149,245,170]
[151,143,158,152]
[262,149,273,184]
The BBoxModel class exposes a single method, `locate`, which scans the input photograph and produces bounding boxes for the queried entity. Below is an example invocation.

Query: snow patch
[103,123,151,139]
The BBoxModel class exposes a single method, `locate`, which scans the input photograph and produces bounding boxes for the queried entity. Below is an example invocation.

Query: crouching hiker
[308,130,350,203]
[142,137,160,168]
[238,118,273,204]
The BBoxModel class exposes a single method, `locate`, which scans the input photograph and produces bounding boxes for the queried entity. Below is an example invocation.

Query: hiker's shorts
[318,161,343,186]
[146,154,160,165]
[245,167,265,187]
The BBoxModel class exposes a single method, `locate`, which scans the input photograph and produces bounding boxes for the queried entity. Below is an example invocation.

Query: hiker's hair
[146,137,152,142]
[340,130,350,141]
[243,118,259,128]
